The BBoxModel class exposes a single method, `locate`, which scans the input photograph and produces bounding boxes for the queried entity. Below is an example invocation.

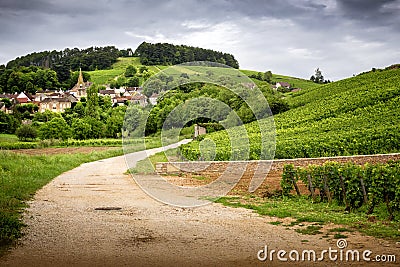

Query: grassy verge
[129,148,177,174]
[0,148,124,254]
[0,134,168,150]
[0,134,125,149]
[216,195,400,241]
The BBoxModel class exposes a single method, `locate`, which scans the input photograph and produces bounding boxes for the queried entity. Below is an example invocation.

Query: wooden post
[339,175,350,211]
[323,175,332,204]
[292,174,301,196]
[359,177,368,204]
[307,174,316,201]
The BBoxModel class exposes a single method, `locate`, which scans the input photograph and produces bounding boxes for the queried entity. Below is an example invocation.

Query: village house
[0,93,18,113]
[99,89,117,98]
[149,93,159,105]
[16,92,34,104]
[273,82,291,89]
[113,97,128,106]
[39,97,74,113]
[130,93,148,107]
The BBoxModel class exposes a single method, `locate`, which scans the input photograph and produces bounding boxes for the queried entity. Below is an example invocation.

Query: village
[0,69,159,114]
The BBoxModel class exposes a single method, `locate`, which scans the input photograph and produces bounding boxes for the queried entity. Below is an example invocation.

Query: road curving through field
[1,141,399,266]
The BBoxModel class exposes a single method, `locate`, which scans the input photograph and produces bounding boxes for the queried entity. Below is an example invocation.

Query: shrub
[15,124,37,141]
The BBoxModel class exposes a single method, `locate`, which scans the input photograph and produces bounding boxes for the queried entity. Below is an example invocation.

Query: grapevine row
[281,161,400,220]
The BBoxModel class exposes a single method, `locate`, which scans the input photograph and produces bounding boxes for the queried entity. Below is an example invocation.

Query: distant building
[99,89,117,98]
[149,93,159,105]
[274,82,291,89]
[39,97,74,113]
[69,68,92,99]
[16,92,34,104]
[194,124,207,139]
[131,93,148,107]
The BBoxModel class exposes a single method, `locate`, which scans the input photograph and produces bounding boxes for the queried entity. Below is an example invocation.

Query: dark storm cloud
[0,0,399,79]
[336,0,400,27]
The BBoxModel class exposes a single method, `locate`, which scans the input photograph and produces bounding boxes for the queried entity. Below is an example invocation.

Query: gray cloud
[336,0,400,27]
[0,0,399,80]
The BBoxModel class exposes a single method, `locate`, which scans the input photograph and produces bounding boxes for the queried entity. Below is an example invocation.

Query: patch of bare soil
[10,146,120,156]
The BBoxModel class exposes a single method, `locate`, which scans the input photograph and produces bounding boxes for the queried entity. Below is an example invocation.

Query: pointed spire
[77,68,84,88]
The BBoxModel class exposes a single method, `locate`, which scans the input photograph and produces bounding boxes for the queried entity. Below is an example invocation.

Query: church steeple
[77,68,84,88]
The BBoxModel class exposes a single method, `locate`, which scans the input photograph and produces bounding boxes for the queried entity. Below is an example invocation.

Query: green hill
[87,57,315,91]
[87,57,161,85]
[180,68,400,160]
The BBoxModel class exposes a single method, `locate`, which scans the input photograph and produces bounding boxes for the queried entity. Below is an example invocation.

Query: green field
[0,134,124,149]
[181,68,400,160]
[88,57,161,85]
[240,69,320,92]
[87,57,314,89]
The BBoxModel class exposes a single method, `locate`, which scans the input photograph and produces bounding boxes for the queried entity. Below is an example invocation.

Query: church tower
[77,68,84,89]
[70,68,90,99]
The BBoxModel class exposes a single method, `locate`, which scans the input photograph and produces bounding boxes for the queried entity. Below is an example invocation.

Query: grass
[295,225,323,235]
[0,134,167,151]
[239,69,320,92]
[88,57,161,84]
[0,134,125,149]
[216,195,400,241]
[129,149,169,174]
[129,147,180,174]
[0,148,124,254]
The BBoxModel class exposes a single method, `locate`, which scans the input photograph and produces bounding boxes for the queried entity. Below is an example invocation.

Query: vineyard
[180,68,400,160]
[281,161,400,220]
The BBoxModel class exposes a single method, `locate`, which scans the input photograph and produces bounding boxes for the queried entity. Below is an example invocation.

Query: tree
[85,117,105,138]
[86,84,100,119]
[125,65,137,77]
[1,98,12,108]
[25,81,35,94]
[311,68,324,84]
[143,79,163,97]
[263,71,272,83]
[123,105,144,136]
[126,77,140,87]
[73,102,86,117]
[38,117,71,140]
[142,70,154,81]
[16,124,37,141]
[0,111,20,134]
[116,76,126,87]
[33,110,61,123]
[71,118,91,140]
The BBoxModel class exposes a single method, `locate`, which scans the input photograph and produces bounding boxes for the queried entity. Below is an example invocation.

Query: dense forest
[0,66,90,93]
[5,46,125,83]
[134,42,239,68]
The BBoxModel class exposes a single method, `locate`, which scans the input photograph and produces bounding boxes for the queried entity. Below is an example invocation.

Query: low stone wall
[156,153,400,195]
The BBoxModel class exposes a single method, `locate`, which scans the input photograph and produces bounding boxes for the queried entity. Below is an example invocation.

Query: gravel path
[1,142,399,267]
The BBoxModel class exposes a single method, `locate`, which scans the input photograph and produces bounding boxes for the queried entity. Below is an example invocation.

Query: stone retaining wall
[156,153,400,195]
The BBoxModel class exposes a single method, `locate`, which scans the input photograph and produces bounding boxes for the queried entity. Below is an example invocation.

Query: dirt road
[1,142,399,266]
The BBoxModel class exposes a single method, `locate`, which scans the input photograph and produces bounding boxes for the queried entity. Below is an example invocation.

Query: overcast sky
[0,0,399,80]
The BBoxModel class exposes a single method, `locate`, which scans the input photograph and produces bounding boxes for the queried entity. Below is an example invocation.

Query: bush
[38,117,71,140]
[15,124,37,141]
